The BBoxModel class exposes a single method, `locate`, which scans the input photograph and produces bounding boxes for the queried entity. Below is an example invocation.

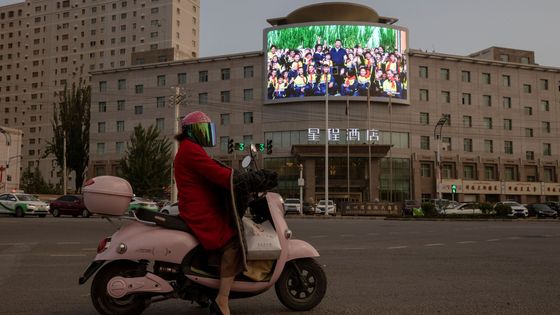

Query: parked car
[402,200,420,216]
[430,199,459,213]
[128,197,159,215]
[159,202,179,215]
[494,201,528,217]
[442,203,482,215]
[545,201,560,214]
[527,204,558,218]
[49,194,90,218]
[302,202,316,215]
[284,198,302,215]
[316,200,336,215]
[0,193,49,217]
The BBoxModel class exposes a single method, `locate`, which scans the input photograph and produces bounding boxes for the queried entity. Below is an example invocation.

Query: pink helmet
[180,111,216,147]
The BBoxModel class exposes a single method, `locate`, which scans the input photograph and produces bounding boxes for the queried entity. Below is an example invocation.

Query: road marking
[56,242,81,245]
[387,246,408,250]
[543,235,553,238]
[457,241,476,244]
[340,234,355,237]
[424,243,445,247]
[310,235,328,239]
[486,239,500,242]
[0,243,25,246]
[50,254,86,257]
[507,237,521,240]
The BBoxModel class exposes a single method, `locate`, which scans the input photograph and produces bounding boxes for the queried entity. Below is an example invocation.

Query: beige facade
[89,47,560,204]
[0,0,199,187]
[0,126,24,193]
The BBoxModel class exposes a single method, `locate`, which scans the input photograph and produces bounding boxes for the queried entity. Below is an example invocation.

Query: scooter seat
[135,208,191,233]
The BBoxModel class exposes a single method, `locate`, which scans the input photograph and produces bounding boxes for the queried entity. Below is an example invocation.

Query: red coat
[174,139,236,250]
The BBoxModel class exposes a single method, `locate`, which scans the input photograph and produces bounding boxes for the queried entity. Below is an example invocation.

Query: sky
[1,0,558,67]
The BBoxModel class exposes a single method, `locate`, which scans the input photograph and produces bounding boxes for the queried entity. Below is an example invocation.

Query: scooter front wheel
[91,261,150,315]
[275,258,327,311]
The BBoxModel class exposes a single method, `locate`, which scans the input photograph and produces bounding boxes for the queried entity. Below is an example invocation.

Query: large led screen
[264,23,408,104]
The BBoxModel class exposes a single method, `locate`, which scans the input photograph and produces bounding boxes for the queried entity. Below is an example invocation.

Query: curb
[285,215,560,222]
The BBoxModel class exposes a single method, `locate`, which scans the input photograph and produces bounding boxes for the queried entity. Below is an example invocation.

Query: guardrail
[340,202,399,216]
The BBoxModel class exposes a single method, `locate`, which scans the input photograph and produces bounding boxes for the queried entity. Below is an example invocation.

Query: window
[483,117,492,129]
[156,118,164,131]
[177,72,187,84]
[440,91,450,103]
[134,105,143,115]
[116,120,124,132]
[198,93,208,104]
[420,136,430,150]
[504,166,516,181]
[116,142,125,154]
[99,81,107,92]
[419,66,428,78]
[198,71,208,82]
[524,106,533,115]
[442,164,454,179]
[540,79,549,90]
[481,73,491,84]
[544,143,551,156]
[156,96,165,108]
[96,143,105,154]
[540,100,550,112]
[543,168,555,182]
[482,95,492,107]
[503,119,512,130]
[524,128,533,137]
[503,97,511,109]
[504,141,513,154]
[420,112,429,125]
[221,68,230,80]
[220,91,230,103]
[461,70,470,82]
[135,84,143,94]
[419,89,429,101]
[243,112,253,124]
[502,75,511,87]
[463,138,473,152]
[463,116,472,128]
[461,93,471,105]
[500,54,509,62]
[526,151,534,161]
[523,84,532,94]
[157,75,166,87]
[442,137,451,151]
[542,121,551,134]
[117,79,126,90]
[440,68,449,80]
[463,165,475,180]
[420,163,432,177]
[243,89,253,101]
[98,102,107,112]
[117,100,125,111]
[484,140,493,153]
[220,113,230,125]
[484,165,496,180]
[98,122,106,133]
[244,66,254,78]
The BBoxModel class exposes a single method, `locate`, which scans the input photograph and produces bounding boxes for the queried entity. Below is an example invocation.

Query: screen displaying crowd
[265,24,408,102]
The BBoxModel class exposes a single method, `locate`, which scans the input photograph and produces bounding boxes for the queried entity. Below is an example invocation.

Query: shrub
[494,204,511,217]
[421,202,436,216]
[478,202,493,215]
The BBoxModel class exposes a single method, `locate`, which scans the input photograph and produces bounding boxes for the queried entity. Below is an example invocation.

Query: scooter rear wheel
[91,261,149,315]
[275,258,327,311]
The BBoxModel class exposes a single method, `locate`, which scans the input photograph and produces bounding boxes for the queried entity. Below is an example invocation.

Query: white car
[443,203,483,215]
[128,196,159,214]
[494,201,528,217]
[160,202,179,215]
[316,200,336,215]
[0,193,49,217]
[283,198,302,214]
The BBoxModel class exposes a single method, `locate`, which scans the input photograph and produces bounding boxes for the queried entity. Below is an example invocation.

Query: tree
[118,124,172,198]
[44,80,91,193]
[20,167,60,194]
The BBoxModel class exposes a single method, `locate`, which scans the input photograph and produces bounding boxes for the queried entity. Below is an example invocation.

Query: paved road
[0,216,559,315]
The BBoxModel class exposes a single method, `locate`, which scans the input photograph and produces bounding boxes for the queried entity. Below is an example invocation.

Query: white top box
[83,176,133,216]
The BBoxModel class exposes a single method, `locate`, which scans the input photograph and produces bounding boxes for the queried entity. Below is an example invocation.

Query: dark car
[49,195,90,218]
[527,204,558,218]
[545,201,560,214]
[303,202,316,215]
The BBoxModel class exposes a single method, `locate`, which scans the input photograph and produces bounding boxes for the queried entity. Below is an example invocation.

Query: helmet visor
[184,122,216,147]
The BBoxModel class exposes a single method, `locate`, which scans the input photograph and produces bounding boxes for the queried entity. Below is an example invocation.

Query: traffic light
[258,143,265,152]
[228,139,234,154]
[266,139,273,155]
[237,143,245,151]
[451,184,457,194]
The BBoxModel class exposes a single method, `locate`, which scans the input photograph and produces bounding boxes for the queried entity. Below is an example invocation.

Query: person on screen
[292,67,308,97]
[385,53,399,74]
[382,70,400,96]
[340,69,357,96]
[268,45,278,60]
[305,64,318,96]
[274,76,288,99]
[313,43,325,66]
[329,39,347,67]
[304,52,314,73]
[356,66,371,96]
[267,71,278,99]
[315,63,337,96]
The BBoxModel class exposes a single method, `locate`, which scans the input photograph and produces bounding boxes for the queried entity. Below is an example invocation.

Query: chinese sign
[308,128,380,143]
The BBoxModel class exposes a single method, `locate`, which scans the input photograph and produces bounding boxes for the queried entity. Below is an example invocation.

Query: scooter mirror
[241,156,252,169]
[250,143,257,153]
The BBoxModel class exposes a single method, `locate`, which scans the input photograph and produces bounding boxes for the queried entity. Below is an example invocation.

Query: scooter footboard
[287,239,319,261]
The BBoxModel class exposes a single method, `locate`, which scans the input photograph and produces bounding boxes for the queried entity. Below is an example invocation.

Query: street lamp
[0,127,11,193]
[434,114,450,201]
[169,86,188,202]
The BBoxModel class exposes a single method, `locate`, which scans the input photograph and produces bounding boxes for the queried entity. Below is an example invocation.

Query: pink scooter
[78,158,326,315]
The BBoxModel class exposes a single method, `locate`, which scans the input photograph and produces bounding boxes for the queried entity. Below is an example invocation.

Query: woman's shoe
[209,300,224,315]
